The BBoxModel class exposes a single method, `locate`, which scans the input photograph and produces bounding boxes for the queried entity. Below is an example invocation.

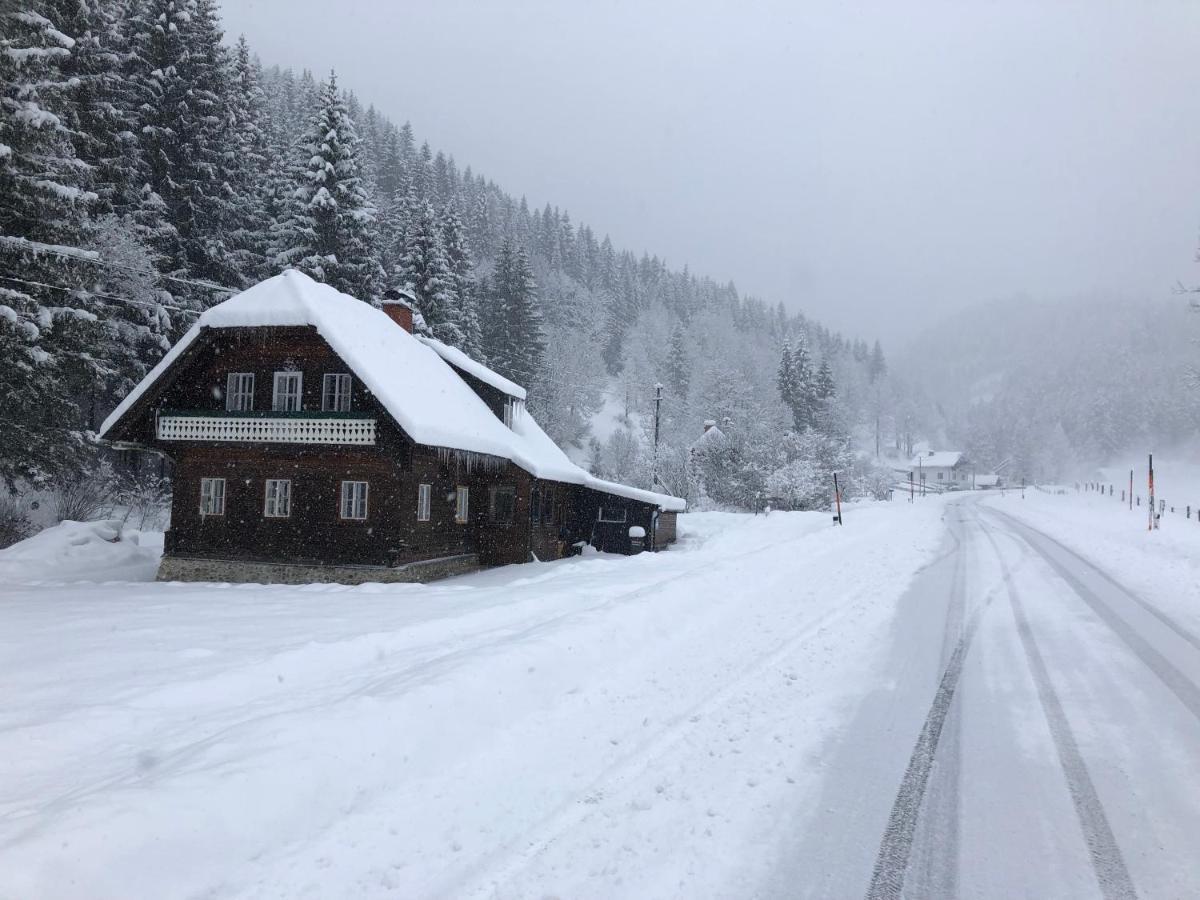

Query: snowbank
[0,519,162,584]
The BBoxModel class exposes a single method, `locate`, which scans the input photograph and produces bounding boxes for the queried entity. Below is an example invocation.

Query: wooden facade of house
[100,271,684,584]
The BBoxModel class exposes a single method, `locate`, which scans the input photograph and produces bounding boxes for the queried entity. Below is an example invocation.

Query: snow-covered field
[0,502,947,899]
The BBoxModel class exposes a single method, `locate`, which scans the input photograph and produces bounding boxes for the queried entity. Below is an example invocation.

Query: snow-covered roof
[418,337,526,401]
[690,424,725,450]
[101,270,684,512]
[910,450,965,468]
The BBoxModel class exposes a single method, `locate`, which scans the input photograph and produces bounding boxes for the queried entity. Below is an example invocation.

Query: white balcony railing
[157,413,377,445]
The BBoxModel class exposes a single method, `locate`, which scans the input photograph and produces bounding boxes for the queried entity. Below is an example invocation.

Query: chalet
[99,270,684,584]
[910,450,972,489]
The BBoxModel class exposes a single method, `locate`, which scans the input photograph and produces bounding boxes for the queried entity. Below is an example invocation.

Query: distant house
[100,271,684,584]
[909,450,972,488]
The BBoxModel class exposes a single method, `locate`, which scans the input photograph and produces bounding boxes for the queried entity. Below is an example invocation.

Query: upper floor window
[264,479,292,518]
[455,485,470,524]
[340,480,369,520]
[322,373,352,412]
[417,483,432,522]
[199,477,225,517]
[226,373,255,411]
[489,485,516,524]
[273,371,302,412]
[598,506,626,523]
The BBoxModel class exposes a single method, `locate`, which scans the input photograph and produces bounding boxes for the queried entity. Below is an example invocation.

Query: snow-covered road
[2,495,1199,898]
[772,496,1200,898]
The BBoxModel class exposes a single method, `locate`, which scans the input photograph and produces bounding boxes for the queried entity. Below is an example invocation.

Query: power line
[0,235,239,295]
[0,273,200,316]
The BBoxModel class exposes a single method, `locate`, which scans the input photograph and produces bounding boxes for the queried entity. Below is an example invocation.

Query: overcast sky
[222,0,1200,343]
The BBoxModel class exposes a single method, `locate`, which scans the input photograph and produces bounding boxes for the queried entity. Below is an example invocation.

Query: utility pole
[652,383,663,489]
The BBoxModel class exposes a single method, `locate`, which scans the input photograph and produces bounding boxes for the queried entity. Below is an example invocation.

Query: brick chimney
[381,288,416,334]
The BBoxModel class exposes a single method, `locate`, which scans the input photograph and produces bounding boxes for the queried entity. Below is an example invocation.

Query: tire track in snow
[987,506,1200,655]
[989,508,1200,724]
[981,521,1137,900]
[865,512,992,900]
[904,505,973,899]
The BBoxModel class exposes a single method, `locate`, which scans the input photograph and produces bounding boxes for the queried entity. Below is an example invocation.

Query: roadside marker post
[832,473,843,526]
[1149,454,1159,531]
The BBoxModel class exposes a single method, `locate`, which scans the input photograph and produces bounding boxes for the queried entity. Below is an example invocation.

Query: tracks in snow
[866,500,1200,899]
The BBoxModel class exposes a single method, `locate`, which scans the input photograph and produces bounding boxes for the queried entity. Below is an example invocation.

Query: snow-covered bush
[52,465,116,523]
[114,470,172,530]
[0,494,33,550]
[766,458,829,510]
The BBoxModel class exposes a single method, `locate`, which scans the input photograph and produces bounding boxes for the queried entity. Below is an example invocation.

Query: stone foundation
[157,553,481,586]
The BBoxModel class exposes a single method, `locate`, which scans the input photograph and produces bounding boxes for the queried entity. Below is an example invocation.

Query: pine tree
[226,35,272,281]
[126,0,238,287]
[777,340,798,412]
[272,73,384,300]
[483,240,545,388]
[791,332,816,430]
[57,0,137,215]
[815,358,835,401]
[868,339,887,384]
[666,323,690,399]
[0,1,103,486]
[396,199,461,345]
[440,202,483,358]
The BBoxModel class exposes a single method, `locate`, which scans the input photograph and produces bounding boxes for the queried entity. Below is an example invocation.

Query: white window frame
[455,485,470,524]
[264,478,292,518]
[340,480,368,520]
[225,372,255,411]
[322,373,352,412]
[417,483,432,522]
[199,477,225,517]
[598,506,627,523]
[272,371,303,412]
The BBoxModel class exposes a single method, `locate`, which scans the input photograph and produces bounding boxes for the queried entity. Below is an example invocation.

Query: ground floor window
[542,488,557,524]
[199,477,225,516]
[489,484,516,524]
[340,480,369,520]
[455,485,470,523]
[264,479,291,518]
[417,483,431,522]
[598,505,627,523]
[531,487,542,524]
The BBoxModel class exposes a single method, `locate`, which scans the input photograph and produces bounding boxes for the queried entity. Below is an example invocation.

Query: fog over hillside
[896,293,1200,480]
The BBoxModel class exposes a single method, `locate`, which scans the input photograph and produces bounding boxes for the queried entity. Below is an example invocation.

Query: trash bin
[628,525,646,553]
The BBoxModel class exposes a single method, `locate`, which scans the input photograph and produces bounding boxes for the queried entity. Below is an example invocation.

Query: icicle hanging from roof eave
[437,446,508,474]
